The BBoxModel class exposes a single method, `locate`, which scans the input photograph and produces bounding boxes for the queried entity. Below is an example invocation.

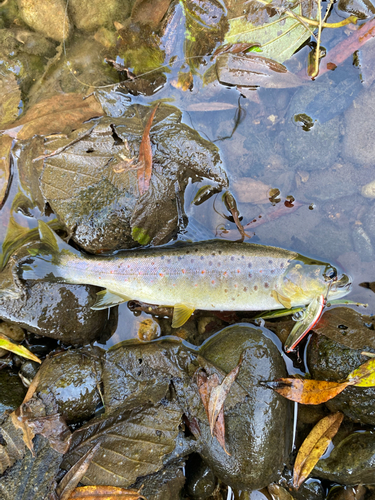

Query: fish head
[281,258,352,305]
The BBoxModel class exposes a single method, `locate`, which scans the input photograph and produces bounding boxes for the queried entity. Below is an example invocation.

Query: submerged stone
[313,431,375,484]
[308,333,375,425]
[196,325,291,490]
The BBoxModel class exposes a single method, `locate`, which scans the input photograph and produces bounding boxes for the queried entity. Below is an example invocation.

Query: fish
[13,221,351,349]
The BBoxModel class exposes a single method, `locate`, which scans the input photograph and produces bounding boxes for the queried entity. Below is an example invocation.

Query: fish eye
[324,266,337,281]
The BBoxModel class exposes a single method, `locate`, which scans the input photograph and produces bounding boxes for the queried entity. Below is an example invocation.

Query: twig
[311,0,323,78]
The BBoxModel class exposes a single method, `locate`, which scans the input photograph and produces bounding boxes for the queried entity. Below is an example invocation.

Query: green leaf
[225,0,318,63]
[0,334,41,364]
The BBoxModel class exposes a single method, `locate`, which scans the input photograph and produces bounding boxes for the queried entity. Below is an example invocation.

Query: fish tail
[18,221,79,283]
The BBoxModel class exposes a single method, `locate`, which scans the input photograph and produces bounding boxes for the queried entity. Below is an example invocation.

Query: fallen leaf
[0,334,41,364]
[10,408,36,455]
[231,177,272,204]
[208,356,242,434]
[265,378,351,404]
[0,135,13,208]
[293,412,344,488]
[131,0,172,29]
[216,53,304,89]
[196,354,243,453]
[68,485,146,499]
[222,191,250,242]
[316,17,375,79]
[1,93,104,140]
[347,358,375,387]
[225,0,318,63]
[268,483,294,500]
[61,401,182,487]
[0,67,21,127]
[57,443,101,500]
[196,370,229,453]
[138,104,159,196]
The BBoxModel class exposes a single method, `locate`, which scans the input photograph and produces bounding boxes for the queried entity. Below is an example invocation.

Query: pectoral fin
[172,304,195,328]
[271,290,292,309]
[284,294,325,353]
[91,289,131,310]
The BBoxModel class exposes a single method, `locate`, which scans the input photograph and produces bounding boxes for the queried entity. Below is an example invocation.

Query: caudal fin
[19,221,79,282]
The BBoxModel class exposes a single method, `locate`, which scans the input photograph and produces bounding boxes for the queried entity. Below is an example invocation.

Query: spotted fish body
[21,223,351,329]
[57,240,298,311]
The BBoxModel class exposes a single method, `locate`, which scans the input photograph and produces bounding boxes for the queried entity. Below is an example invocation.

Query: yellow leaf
[0,334,41,364]
[347,358,375,387]
[265,378,350,404]
[68,485,146,499]
[293,412,344,488]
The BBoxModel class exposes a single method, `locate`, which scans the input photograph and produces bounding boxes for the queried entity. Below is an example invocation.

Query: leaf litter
[196,352,243,454]
[265,357,375,404]
[293,411,344,488]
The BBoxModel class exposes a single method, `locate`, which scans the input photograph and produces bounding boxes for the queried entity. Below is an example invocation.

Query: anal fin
[172,304,195,328]
[271,290,292,309]
[91,289,131,310]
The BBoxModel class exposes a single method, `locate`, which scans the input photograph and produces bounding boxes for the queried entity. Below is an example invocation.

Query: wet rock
[0,280,115,345]
[132,462,186,500]
[352,225,374,261]
[22,104,227,251]
[197,325,291,490]
[17,0,71,42]
[363,202,375,242]
[307,332,375,425]
[313,431,375,484]
[185,453,217,499]
[297,162,366,203]
[361,179,375,198]
[0,370,26,413]
[36,346,104,423]
[26,35,119,106]
[0,434,63,499]
[279,468,325,500]
[344,84,375,166]
[68,0,132,32]
[282,84,341,171]
[312,307,375,351]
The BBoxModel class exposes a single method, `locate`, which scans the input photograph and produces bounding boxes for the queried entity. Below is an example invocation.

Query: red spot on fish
[234,284,238,288]
[99,277,101,279]
[182,269,186,274]
[211,280,215,284]
[223,271,227,276]
[259,270,263,273]
[151,261,155,265]
[159,273,164,277]
[237,269,240,273]
[201,270,205,274]
[110,270,113,274]
[195,284,198,287]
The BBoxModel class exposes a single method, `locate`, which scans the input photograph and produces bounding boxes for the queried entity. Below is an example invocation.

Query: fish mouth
[330,273,352,293]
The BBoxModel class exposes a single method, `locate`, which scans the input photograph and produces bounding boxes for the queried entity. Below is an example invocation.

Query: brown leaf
[10,408,36,455]
[196,355,243,454]
[0,135,12,208]
[265,378,351,404]
[26,414,71,454]
[208,355,243,434]
[68,485,146,499]
[293,412,344,488]
[216,53,304,89]
[131,0,172,28]
[57,443,101,500]
[1,93,104,140]
[137,104,159,196]
[232,178,272,204]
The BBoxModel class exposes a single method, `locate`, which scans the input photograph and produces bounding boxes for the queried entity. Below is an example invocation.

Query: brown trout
[18,221,351,350]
